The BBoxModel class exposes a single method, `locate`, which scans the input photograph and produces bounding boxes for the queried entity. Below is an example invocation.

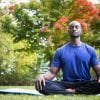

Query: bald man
[35,21,100,95]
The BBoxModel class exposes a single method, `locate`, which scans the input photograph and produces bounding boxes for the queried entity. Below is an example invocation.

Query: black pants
[39,80,100,95]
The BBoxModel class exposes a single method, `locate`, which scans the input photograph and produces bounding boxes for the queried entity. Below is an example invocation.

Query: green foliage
[0,10,17,34]
[81,33,100,48]
[41,0,73,18]
[90,20,100,34]
[1,0,99,61]
[96,48,100,60]
[0,32,38,85]
[0,1,67,63]
[0,0,100,85]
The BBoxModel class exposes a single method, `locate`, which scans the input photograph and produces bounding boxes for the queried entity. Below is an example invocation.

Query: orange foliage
[8,3,15,13]
[93,9,100,20]
[76,19,90,32]
[68,0,100,32]
[54,23,63,30]
[53,16,68,30]
[74,0,99,22]
[57,16,68,24]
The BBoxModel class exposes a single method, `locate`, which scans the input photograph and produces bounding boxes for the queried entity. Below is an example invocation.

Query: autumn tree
[67,0,99,32]
[1,0,100,72]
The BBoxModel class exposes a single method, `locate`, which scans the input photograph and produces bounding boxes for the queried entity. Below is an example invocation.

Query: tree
[0,32,39,85]
[1,0,100,69]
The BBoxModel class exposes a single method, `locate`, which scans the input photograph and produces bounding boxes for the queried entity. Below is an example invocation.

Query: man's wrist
[97,73,100,78]
[41,74,46,79]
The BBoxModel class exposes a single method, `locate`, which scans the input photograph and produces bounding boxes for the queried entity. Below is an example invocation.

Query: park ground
[0,86,100,100]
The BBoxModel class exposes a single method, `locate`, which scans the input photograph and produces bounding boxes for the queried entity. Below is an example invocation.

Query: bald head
[68,21,82,38]
[69,21,81,27]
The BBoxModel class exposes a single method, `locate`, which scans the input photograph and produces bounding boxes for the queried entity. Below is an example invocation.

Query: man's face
[68,21,82,38]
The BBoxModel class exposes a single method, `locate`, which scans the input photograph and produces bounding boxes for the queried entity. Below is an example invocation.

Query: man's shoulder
[57,43,69,51]
[83,43,94,49]
[83,43,95,52]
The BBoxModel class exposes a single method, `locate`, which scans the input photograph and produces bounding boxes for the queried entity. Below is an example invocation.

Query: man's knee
[39,80,68,95]
[39,80,52,95]
[76,80,100,94]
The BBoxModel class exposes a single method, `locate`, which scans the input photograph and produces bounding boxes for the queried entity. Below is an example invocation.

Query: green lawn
[0,86,99,100]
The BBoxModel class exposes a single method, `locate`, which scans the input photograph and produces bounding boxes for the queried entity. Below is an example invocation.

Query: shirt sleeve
[51,49,62,68]
[90,48,100,67]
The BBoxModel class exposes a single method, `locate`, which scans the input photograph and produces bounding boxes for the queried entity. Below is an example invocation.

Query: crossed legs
[39,80,100,95]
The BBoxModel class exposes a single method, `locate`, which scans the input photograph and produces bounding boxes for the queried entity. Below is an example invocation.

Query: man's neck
[70,37,82,46]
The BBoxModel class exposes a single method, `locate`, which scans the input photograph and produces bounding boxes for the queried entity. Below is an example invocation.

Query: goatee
[70,35,80,38]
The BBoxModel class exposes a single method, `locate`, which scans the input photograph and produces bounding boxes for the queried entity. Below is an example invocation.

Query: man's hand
[93,65,100,83]
[97,73,100,83]
[35,67,60,91]
[35,74,45,91]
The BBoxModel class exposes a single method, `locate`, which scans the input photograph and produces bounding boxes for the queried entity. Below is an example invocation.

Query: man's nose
[72,27,77,31]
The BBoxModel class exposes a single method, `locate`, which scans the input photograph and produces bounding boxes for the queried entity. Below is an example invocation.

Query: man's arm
[43,67,60,80]
[93,65,100,83]
[35,67,60,90]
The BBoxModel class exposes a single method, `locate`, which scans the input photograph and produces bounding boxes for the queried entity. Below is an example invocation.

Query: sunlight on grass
[0,86,34,89]
[0,94,100,100]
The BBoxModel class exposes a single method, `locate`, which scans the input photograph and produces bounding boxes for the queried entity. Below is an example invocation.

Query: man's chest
[60,48,91,64]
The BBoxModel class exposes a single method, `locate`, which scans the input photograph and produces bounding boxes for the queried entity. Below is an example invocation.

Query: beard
[70,33,80,38]
[68,30,82,38]
[70,34,80,38]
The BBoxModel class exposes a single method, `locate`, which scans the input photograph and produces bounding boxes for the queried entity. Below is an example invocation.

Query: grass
[0,86,100,100]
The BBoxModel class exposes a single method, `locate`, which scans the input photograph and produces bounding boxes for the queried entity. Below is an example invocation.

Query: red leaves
[76,19,90,32]
[54,23,63,30]
[91,8,99,15]
[74,0,99,22]
[8,3,15,13]
[57,16,68,24]
[40,0,99,33]
[8,4,15,10]
[53,16,68,30]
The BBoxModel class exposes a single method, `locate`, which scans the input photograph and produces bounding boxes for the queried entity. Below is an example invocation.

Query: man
[35,21,100,95]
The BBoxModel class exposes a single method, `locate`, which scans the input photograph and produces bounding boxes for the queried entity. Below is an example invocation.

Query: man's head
[68,21,82,38]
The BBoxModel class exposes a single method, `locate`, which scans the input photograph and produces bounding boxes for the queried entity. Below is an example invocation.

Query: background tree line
[0,0,100,85]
